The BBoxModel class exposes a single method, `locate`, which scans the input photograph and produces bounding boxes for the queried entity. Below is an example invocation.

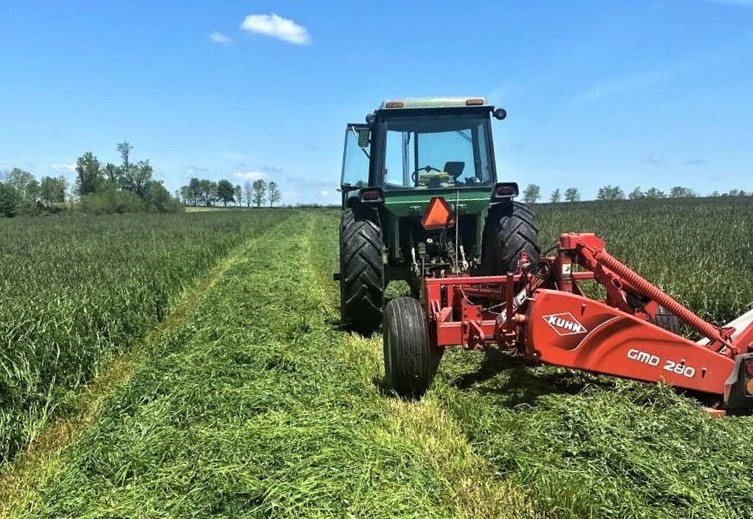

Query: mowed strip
[308,212,543,519]
[2,211,541,518]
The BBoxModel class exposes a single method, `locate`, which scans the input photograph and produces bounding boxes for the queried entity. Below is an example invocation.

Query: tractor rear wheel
[383,297,443,398]
[485,201,541,274]
[340,207,384,335]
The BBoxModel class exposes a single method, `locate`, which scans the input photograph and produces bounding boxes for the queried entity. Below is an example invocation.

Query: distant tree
[252,179,267,208]
[268,181,281,207]
[243,181,253,208]
[234,184,242,207]
[628,187,644,200]
[209,181,218,204]
[187,177,202,206]
[727,188,748,197]
[123,160,153,198]
[75,152,102,196]
[39,176,68,205]
[143,180,173,212]
[103,163,121,186]
[669,186,696,198]
[522,184,541,204]
[0,182,19,217]
[564,187,580,203]
[6,168,36,201]
[217,179,235,206]
[644,187,666,199]
[117,141,133,189]
[709,190,720,197]
[549,188,561,203]
[197,179,214,205]
[597,185,625,201]
[25,179,41,202]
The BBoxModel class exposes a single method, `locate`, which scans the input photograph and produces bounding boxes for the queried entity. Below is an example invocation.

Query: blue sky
[1,0,752,203]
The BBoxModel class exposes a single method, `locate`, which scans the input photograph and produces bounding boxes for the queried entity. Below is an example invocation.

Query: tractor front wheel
[340,207,384,335]
[383,297,443,398]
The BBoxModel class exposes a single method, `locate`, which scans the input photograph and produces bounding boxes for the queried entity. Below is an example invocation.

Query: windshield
[382,113,492,190]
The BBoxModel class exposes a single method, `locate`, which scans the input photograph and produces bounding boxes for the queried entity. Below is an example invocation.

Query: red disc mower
[383,215,753,415]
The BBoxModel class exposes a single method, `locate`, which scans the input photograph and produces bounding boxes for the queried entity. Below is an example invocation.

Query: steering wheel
[411,165,443,184]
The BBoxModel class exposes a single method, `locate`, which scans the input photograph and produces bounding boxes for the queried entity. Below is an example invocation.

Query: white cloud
[320,190,330,197]
[183,165,209,177]
[234,171,266,181]
[50,163,77,174]
[209,31,232,45]
[685,158,708,166]
[642,155,664,165]
[241,13,311,45]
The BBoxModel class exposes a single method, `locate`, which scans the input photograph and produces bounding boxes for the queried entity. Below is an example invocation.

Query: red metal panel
[526,290,735,395]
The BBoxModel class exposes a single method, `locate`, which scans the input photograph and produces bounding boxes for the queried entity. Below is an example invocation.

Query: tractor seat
[443,161,465,180]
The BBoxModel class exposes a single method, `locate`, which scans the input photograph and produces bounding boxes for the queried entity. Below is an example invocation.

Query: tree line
[0,141,181,217]
[178,178,281,208]
[0,168,68,217]
[520,184,751,204]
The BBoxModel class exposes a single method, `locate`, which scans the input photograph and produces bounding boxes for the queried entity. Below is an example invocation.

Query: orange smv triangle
[421,197,455,230]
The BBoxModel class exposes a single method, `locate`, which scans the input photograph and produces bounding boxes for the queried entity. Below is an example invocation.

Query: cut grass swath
[0,211,284,466]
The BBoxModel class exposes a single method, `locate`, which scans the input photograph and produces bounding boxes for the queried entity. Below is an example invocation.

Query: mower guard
[422,233,753,413]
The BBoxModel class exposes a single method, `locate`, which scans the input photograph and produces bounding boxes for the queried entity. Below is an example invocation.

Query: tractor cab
[341,97,506,203]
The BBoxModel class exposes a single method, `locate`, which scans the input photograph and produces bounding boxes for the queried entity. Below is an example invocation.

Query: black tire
[651,306,683,335]
[383,297,443,398]
[340,207,384,335]
[484,201,541,274]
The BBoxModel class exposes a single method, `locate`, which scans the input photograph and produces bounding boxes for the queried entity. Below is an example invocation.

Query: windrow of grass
[2,212,542,518]
[0,212,284,466]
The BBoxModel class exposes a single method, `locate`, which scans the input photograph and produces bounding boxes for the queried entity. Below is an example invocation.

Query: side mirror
[493,108,507,121]
[357,128,370,148]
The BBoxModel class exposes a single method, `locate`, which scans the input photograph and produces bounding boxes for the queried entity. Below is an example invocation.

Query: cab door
[340,124,370,206]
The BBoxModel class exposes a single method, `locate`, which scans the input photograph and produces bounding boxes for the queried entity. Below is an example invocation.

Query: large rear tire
[383,297,443,398]
[484,201,541,274]
[340,207,384,335]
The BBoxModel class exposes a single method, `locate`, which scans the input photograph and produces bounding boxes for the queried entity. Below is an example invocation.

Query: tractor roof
[378,97,490,110]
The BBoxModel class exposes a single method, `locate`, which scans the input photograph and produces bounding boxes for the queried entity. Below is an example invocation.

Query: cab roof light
[466,98,485,106]
[385,101,405,108]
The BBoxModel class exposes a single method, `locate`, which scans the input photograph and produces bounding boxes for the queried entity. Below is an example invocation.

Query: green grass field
[1,198,752,518]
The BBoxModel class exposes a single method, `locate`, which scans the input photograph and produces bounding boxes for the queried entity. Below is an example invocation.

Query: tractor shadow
[449,349,615,409]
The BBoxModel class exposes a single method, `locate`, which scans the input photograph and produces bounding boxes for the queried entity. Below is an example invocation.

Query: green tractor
[335,97,541,335]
